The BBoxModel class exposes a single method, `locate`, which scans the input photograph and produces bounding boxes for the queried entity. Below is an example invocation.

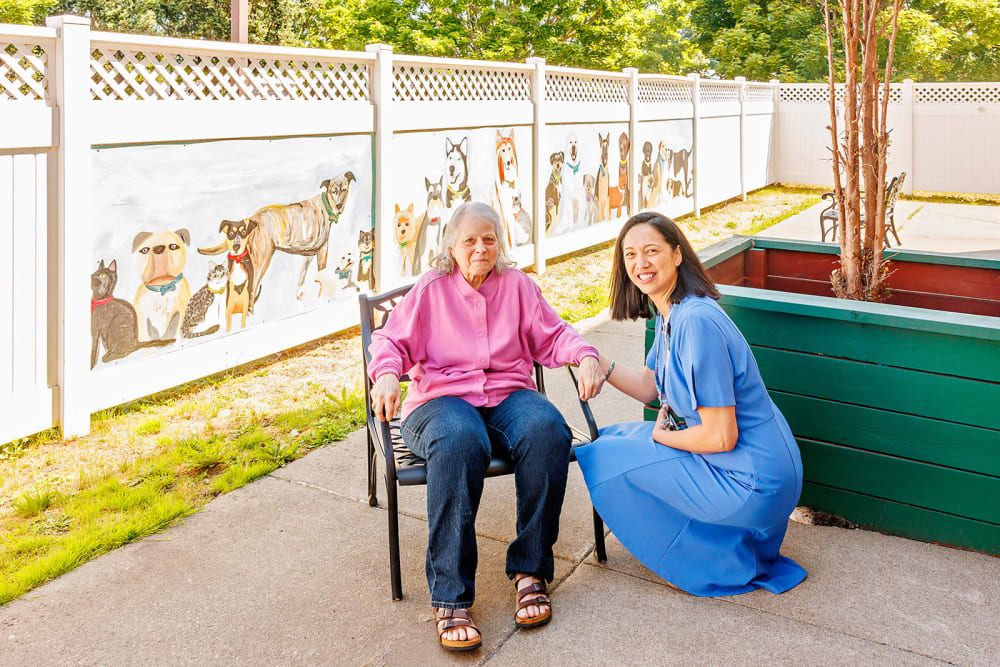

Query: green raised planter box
[644,236,1000,555]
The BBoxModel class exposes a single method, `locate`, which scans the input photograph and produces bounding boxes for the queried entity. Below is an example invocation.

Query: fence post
[527,57,547,274]
[736,76,747,201]
[625,67,640,215]
[366,43,394,292]
[46,15,92,438]
[769,79,780,186]
[901,78,914,194]
[688,73,700,218]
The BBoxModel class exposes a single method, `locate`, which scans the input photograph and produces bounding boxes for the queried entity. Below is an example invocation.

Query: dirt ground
[0,186,822,516]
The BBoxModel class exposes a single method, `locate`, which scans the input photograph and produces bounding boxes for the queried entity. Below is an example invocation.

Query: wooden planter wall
[646,236,1000,555]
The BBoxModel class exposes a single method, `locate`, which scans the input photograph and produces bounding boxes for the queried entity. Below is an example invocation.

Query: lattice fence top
[392,63,531,102]
[915,84,1000,104]
[700,82,740,103]
[1,41,48,101]
[745,84,775,104]
[637,78,692,104]
[780,84,902,104]
[545,72,628,103]
[90,45,370,101]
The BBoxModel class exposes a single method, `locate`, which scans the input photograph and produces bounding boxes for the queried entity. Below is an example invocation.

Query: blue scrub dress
[577,295,807,597]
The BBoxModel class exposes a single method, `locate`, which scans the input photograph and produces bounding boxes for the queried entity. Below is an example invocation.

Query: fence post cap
[687,72,701,80]
[526,57,546,65]
[622,67,639,75]
[735,76,747,83]
[365,43,393,53]
[769,78,780,85]
[45,14,91,27]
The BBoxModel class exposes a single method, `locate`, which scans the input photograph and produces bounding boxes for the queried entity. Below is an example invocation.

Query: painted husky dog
[559,134,584,231]
[445,137,472,208]
[492,129,526,246]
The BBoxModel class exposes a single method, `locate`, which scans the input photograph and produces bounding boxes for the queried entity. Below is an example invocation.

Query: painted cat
[356,228,375,291]
[91,259,172,368]
[180,261,227,339]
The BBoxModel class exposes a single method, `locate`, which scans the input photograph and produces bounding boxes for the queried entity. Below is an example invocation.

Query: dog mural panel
[132,228,191,342]
[233,171,355,305]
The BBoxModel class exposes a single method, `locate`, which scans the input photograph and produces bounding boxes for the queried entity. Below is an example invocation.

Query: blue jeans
[401,389,572,609]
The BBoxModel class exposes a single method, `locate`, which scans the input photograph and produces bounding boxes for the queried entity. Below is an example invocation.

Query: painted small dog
[199,219,258,332]
[545,151,563,234]
[132,228,192,342]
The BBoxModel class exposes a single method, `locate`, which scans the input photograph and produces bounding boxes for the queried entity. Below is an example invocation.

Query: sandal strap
[435,608,480,638]
[517,593,550,611]
[435,608,472,621]
[517,581,546,595]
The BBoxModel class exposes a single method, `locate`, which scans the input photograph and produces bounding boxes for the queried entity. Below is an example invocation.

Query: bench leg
[366,431,378,507]
[385,478,403,601]
[592,507,607,563]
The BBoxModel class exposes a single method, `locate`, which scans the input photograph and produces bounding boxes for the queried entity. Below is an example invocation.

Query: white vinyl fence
[8,17,996,444]
[776,81,1000,195]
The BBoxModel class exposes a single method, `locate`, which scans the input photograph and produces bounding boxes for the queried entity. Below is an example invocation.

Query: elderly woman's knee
[427,420,491,464]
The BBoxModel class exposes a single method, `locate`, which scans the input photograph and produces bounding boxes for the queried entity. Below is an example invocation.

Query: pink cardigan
[368,268,599,420]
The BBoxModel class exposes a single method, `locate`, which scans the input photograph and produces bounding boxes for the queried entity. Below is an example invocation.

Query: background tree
[690,0,1000,81]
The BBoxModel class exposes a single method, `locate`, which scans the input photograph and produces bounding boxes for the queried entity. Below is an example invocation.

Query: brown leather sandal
[434,608,482,652]
[513,575,552,629]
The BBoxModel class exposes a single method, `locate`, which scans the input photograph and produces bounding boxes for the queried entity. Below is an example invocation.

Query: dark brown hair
[609,212,721,321]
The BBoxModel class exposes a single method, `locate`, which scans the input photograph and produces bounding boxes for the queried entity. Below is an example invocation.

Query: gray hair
[430,201,517,274]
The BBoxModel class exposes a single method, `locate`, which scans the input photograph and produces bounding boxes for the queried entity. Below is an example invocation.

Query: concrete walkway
[3,318,998,665]
[758,199,1000,259]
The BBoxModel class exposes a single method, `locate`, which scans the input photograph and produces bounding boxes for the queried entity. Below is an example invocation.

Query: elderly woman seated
[368,202,605,651]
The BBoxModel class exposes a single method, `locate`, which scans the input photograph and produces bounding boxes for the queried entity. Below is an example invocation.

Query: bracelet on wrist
[604,360,616,380]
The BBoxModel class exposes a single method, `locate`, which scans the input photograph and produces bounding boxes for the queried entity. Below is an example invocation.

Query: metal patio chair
[820,172,906,246]
[359,285,608,601]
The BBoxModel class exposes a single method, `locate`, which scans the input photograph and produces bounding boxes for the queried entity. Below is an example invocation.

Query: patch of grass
[174,435,233,473]
[12,489,59,518]
[210,461,278,495]
[746,195,823,235]
[135,418,163,437]
[559,284,609,323]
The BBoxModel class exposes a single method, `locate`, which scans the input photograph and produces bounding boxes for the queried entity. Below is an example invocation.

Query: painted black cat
[91,260,172,368]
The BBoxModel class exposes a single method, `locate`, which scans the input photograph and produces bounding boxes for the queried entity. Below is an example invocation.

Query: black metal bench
[359,284,608,600]
[820,172,906,246]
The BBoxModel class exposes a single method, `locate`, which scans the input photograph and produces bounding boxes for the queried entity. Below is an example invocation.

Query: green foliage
[559,283,609,323]
[307,0,703,71]
[0,0,53,24]
[689,0,1000,82]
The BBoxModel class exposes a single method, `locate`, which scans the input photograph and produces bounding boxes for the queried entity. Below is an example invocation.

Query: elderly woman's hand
[576,356,605,402]
[372,373,402,422]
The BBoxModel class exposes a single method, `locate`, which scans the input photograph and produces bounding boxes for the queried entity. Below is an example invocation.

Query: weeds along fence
[3,17,769,442]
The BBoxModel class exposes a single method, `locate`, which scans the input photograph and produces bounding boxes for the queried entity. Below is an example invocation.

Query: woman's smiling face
[622,222,683,302]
